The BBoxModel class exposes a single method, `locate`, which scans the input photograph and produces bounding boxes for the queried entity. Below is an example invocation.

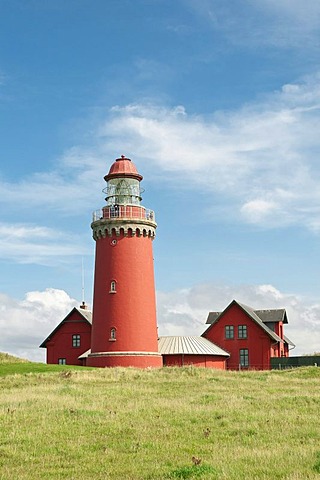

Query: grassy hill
[0,352,92,377]
[0,352,30,364]
[0,357,319,479]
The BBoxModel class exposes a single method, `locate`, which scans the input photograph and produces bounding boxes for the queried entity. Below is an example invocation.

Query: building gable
[40,306,92,366]
[204,300,283,343]
[40,307,92,348]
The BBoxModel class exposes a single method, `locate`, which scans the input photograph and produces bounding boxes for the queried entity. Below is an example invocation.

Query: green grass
[0,361,89,376]
[0,352,93,377]
[0,356,320,479]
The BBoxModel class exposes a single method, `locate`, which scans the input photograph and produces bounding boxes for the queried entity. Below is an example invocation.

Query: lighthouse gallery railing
[92,206,155,223]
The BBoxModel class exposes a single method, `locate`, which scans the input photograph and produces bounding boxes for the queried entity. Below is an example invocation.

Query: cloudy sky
[1,0,320,361]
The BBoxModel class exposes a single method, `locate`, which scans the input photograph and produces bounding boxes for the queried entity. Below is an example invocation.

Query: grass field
[0,353,320,479]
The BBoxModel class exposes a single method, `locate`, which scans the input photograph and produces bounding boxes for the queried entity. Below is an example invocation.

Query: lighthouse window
[109,281,117,293]
[110,328,116,341]
[72,334,81,347]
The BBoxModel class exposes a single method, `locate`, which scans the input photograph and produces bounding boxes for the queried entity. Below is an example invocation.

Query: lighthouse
[87,155,162,368]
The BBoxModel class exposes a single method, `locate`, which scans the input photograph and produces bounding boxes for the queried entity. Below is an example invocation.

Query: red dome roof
[104,155,143,181]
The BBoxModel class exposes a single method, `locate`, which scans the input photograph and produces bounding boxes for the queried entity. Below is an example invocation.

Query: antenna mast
[81,257,85,304]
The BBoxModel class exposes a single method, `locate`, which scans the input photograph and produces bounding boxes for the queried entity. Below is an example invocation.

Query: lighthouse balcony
[92,206,155,223]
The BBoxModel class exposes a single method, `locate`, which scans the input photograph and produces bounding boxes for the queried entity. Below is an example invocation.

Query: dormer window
[109,327,116,341]
[109,280,117,293]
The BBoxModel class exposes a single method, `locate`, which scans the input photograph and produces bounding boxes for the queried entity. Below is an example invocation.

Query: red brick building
[203,300,294,370]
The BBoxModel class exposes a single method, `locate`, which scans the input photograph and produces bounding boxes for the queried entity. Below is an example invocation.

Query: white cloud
[241,199,278,224]
[0,163,102,215]
[1,74,320,234]
[103,74,320,231]
[0,288,79,362]
[0,222,89,265]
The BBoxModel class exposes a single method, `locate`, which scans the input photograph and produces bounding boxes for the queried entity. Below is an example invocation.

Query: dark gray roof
[204,300,283,343]
[254,309,288,324]
[206,312,220,324]
[158,336,229,356]
[206,305,288,325]
[237,303,283,343]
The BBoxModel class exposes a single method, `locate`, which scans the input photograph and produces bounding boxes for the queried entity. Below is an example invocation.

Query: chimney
[80,301,87,310]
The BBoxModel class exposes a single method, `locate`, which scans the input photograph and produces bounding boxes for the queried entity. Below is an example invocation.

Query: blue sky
[1,0,320,360]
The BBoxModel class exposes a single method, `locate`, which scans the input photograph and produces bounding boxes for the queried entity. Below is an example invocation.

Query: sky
[1,0,320,361]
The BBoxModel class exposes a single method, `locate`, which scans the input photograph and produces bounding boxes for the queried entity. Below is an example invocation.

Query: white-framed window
[109,280,117,293]
[110,327,116,341]
[72,334,81,347]
[58,358,66,365]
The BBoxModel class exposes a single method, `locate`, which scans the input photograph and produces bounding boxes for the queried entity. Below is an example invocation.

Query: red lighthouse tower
[87,155,162,368]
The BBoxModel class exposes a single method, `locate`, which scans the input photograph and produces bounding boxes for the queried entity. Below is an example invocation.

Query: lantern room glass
[104,178,142,206]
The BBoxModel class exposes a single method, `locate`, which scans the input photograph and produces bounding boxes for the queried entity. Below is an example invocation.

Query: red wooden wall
[163,354,227,369]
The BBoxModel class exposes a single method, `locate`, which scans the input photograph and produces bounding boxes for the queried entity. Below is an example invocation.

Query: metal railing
[92,206,155,222]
